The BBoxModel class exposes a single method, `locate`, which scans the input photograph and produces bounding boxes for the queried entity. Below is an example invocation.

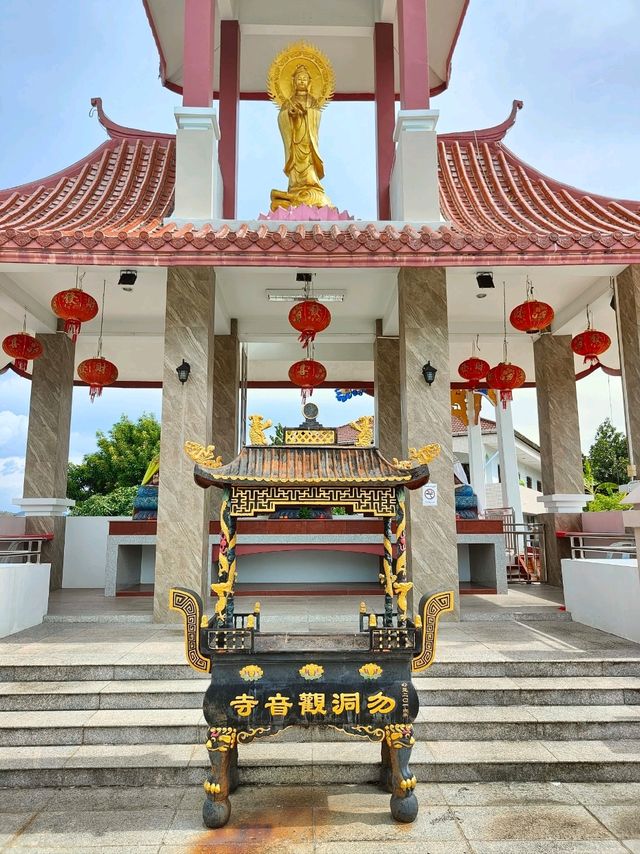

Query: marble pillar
[533,334,585,586]
[23,331,75,589]
[615,266,640,472]
[211,319,239,518]
[534,334,584,496]
[154,267,215,622]
[398,268,459,618]
[495,401,524,526]
[374,320,402,461]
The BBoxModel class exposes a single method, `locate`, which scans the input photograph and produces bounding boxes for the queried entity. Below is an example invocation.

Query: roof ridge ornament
[90,97,174,142]
[439,99,523,144]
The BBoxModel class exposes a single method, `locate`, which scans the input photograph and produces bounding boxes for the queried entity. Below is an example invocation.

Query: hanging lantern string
[22,309,27,334]
[502,281,508,363]
[97,279,106,358]
[586,304,592,330]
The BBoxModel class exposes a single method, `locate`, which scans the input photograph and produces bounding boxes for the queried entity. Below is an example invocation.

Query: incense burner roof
[1,100,639,266]
[193,445,429,489]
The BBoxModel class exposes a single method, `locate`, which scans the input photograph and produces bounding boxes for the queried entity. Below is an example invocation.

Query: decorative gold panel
[284,429,337,445]
[230,485,396,517]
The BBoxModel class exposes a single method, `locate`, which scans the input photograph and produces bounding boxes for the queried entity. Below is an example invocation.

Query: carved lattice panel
[230,485,396,517]
[284,429,337,445]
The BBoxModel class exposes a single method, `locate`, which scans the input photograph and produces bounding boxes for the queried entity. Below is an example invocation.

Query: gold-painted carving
[384,724,415,749]
[169,588,211,674]
[366,691,396,715]
[207,726,237,752]
[230,485,397,517]
[299,692,327,716]
[248,414,272,445]
[229,694,260,717]
[359,662,383,680]
[393,443,441,470]
[211,579,234,621]
[349,415,374,447]
[299,663,324,681]
[412,590,455,673]
[284,428,337,445]
[393,581,414,622]
[331,692,360,715]
[204,780,221,794]
[239,664,263,682]
[184,441,223,469]
[265,693,294,717]
[267,42,335,210]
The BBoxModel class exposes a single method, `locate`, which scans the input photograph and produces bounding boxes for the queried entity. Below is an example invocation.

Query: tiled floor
[0,782,637,851]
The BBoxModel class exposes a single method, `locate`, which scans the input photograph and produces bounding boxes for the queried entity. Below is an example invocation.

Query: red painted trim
[1,361,623,389]
[182,0,215,108]
[398,0,430,109]
[212,543,384,558]
[439,100,523,144]
[374,23,395,221]
[219,20,240,220]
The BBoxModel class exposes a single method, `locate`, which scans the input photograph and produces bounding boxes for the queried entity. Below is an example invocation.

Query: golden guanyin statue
[267,42,334,211]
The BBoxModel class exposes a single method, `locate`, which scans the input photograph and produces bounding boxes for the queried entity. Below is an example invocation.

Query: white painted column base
[390,110,448,224]
[537,494,587,514]
[173,107,221,222]
[12,497,75,516]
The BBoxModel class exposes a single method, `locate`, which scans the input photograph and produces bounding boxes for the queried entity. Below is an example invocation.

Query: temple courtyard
[0,590,639,851]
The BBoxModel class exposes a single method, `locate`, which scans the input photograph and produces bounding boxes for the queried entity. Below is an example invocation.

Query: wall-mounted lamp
[117,269,138,291]
[176,359,191,384]
[421,361,437,386]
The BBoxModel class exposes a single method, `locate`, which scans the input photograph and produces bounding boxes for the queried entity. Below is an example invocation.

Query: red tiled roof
[450,415,496,436]
[1,99,639,265]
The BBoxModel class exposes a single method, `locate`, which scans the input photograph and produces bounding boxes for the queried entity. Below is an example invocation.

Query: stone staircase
[1,657,640,788]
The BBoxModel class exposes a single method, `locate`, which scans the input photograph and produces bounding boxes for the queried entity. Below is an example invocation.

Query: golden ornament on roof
[349,415,374,447]
[267,42,335,211]
[184,442,223,469]
[248,414,272,446]
[393,443,442,470]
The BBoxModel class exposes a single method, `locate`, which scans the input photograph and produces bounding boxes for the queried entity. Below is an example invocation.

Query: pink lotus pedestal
[258,205,353,222]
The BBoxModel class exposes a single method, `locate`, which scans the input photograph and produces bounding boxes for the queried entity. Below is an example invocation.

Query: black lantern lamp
[176,359,191,384]
[422,361,437,386]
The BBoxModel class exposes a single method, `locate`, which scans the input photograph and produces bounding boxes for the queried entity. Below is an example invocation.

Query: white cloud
[0,411,28,449]
[0,456,25,512]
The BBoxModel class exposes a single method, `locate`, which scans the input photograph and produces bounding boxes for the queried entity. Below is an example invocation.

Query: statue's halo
[267,41,335,109]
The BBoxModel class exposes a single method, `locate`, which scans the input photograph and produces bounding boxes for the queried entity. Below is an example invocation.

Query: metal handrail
[565,532,636,560]
[483,507,547,582]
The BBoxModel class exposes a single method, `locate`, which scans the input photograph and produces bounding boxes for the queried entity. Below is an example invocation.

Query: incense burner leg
[202,727,237,828]
[380,736,393,793]
[384,725,418,823]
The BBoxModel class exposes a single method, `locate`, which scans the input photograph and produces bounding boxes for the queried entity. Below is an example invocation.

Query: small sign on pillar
[422,484,438,507]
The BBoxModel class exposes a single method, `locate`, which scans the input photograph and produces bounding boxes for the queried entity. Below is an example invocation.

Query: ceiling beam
[551,276,612,333]
[0,273,57,332]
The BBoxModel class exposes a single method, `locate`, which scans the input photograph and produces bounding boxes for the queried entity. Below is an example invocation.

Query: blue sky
[1,1,639,509]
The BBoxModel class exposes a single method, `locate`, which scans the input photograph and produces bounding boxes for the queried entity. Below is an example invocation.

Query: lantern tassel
[500,389,512,409]
[14,358,27,372]
[298,330,316,348]
[64,319,81,343]
[89,384,103,403]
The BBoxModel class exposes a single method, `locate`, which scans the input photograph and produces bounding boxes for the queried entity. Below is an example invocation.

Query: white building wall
[63,516,129,588]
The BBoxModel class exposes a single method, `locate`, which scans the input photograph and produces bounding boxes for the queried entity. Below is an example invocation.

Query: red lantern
[288,300,331,348]
[77,356,118,402]
[51,289,98,342]
[2,332,43,372]
[458,357,490,388]
[486,361,526,408]
[510,299,554,334]
[571,329,611,366]
[288,358,326,402]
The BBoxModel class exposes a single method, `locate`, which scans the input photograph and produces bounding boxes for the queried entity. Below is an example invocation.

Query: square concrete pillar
[21,331,75,589]
[616,266,640,472]
[374,320,401,462]
[398,268,459,617]
[533,334,585,585]
[154,267,215,622]
[211,318,239,519]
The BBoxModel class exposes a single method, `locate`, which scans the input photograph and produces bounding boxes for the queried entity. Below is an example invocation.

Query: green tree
[69,486,138,517]
[587,419,629,486]
[67,414,160,501]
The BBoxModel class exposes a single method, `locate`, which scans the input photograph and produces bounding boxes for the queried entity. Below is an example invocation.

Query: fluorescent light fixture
[266,290,345,303]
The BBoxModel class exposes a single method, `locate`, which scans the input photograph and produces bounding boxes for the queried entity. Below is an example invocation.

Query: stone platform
[0,782,638,852]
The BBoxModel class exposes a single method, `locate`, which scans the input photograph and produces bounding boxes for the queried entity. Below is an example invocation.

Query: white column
[389,111,447,225]
[173,108,221,222]
[466,392,486,515]
[495,400,523,525]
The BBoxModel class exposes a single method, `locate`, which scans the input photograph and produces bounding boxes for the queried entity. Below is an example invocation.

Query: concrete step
[2,657,640,684]
[1,739,640,787]
[415,676,640,706]
[2,705,640,746]
[3,676,640,713]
